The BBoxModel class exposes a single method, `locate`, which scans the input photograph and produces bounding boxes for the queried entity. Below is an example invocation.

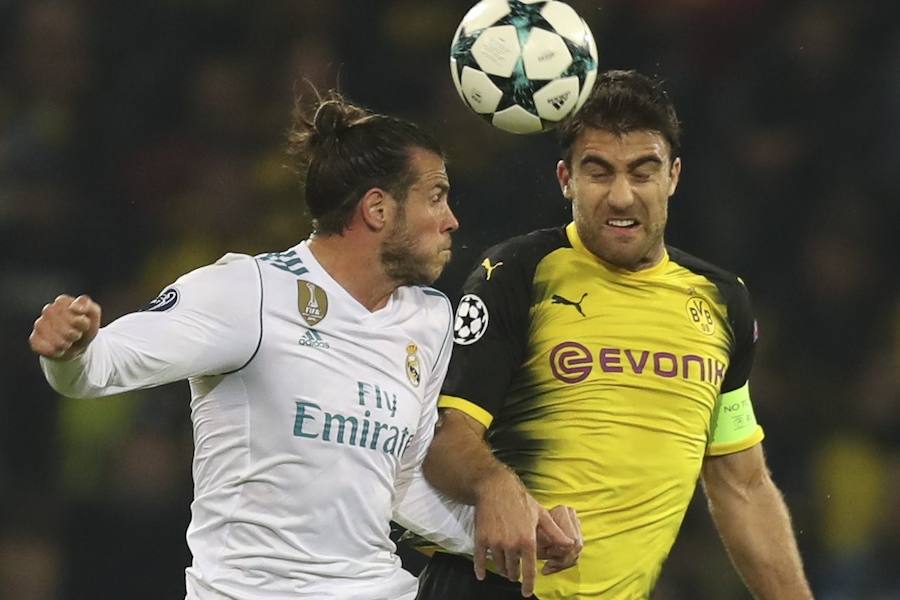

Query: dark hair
[287,90,444,235]
[559,70,681,164]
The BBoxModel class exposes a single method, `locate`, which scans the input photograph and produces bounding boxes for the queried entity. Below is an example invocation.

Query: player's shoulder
[666,245,752,306]
[482,226,570,266]
[399,286,455,358]
[408,285,454,325]
[458,226,569,296]
[174,252,259,288]
[143,252,261,315]
[254,245,311,278]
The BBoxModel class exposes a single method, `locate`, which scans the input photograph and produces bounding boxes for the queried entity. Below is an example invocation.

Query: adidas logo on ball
[549,91,572,110]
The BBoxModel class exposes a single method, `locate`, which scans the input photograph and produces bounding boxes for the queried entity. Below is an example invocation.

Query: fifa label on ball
[450,0,598,134]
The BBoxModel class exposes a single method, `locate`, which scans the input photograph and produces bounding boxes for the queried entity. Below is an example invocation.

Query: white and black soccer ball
[454,294,489,345]
[450,0,598,134]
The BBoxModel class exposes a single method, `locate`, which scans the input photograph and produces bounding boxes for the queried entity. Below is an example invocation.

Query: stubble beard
[380,219,445,286]
[577,213,666,271]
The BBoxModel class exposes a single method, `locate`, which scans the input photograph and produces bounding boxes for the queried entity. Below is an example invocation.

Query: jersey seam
[222,258,264,376]
[436,294,453,365]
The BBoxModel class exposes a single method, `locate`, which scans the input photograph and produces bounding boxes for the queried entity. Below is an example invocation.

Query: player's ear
[668,157,682,197]
[359,188,389,231]
[556,160,573,200]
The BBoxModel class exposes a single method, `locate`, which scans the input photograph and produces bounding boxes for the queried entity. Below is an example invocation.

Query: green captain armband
[707,382,765,456]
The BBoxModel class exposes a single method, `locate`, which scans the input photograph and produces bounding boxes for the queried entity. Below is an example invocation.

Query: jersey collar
[565,222,670,278]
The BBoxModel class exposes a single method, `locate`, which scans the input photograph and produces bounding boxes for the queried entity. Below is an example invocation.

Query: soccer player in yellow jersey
[415,71,814,599]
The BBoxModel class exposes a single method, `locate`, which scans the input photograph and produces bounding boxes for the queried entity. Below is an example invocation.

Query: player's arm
[392,386,581,576]
[701,443,813,599]
[701,279,812,598]
[393,317,476,555]
[424,407,578,588]
[30,255,262,398]
[392,299,581,573]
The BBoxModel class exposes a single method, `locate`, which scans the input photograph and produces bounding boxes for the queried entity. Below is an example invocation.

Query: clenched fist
[29,294,102,360]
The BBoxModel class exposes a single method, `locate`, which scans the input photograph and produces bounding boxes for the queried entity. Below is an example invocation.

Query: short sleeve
[439,231,564,427]
[708,279,764,455]
[720,277,757,394]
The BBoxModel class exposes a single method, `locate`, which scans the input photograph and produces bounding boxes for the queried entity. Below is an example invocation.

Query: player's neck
[307,234,395,312]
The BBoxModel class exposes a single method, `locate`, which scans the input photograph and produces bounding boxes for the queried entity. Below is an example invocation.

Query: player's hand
[473,467,573,597]
[29,294,102,360]
[537,505,583,575]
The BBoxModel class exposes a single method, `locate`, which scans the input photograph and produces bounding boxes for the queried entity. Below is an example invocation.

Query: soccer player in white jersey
[29,92,578,600]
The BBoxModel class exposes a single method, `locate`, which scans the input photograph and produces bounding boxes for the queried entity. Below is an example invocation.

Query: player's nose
[443,205,460,233]
[607,175,635,209]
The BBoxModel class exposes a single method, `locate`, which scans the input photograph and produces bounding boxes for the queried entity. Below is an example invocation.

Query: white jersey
[41,241,474,600]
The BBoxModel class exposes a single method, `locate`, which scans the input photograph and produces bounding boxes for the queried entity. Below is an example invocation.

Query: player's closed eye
[630,171,653,182]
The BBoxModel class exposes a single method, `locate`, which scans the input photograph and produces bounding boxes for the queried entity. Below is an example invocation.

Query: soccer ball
[450,0,598,134]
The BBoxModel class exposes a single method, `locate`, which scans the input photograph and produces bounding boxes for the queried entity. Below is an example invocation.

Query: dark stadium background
[1,1,898,598]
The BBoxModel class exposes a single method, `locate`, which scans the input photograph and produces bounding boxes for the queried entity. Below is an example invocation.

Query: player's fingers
[542,559,559,575]
[84,299,101,324]
[36,309,85,340]
[29,329,71,358]
[492,547,507,578]
[60,326,85,343]
[538,508,574,548]
[541,558,567,576]
[519,550,537,597]
[69,294,94,314]
[548,505,575,537]
[68,314,92,333]
[473,542,488,581]
[54,294,75,306]
[569,507,584,551]
[28,332,58,357]
[505,548,521,583]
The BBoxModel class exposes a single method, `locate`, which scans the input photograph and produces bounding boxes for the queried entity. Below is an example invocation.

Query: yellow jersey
[439,223,764,599]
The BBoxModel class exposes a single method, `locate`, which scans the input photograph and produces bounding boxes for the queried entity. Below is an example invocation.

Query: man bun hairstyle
[559,70,681,165]
[288,89,444,235]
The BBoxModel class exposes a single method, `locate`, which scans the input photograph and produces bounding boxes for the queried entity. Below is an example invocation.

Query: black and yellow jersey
[439,223,764,599]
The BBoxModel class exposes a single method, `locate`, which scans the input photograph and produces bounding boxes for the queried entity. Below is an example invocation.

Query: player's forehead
[573,128,671,165]
[407,147,449,188]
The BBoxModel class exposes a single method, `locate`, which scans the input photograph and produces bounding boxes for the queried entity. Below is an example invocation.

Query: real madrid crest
[405,342,421,387]
[297,280,328,326]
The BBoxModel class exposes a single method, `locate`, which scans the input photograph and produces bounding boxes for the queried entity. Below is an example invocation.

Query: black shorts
[415,552,538,600]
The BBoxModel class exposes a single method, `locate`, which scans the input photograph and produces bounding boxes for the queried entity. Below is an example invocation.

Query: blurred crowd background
[1,0,898,598]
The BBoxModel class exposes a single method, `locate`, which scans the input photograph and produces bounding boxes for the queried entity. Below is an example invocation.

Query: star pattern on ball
[561,38,597,86]
[450,0,598,133]
[491,1,555,113]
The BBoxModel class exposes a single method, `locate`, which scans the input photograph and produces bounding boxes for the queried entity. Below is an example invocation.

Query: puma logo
[551,293,588,317]
[482,258,504,280]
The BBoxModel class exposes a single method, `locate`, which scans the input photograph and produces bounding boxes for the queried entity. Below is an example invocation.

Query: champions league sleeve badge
[453,294,489,345]
[405,342,421,387]
[142,287,180,312]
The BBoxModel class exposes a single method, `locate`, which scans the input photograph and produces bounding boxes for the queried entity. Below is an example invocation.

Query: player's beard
[575,205,667,271]
[380,214,448,286]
